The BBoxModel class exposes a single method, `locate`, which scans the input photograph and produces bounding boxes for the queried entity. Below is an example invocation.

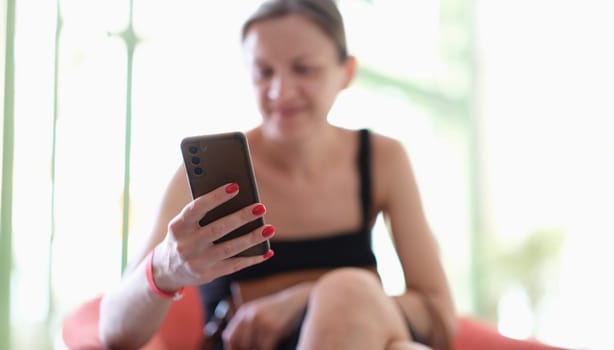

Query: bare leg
[387,340,432,350]
[297,268,411,350]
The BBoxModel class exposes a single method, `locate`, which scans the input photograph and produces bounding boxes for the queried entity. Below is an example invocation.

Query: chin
[263,123,312,144]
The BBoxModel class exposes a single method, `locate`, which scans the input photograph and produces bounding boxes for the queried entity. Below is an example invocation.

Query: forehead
[242,14,337,63]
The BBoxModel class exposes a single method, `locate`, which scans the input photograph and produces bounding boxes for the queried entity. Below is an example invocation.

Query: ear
[340,55,357,90]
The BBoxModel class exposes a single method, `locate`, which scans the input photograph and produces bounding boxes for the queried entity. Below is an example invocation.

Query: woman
[99,1,457,349]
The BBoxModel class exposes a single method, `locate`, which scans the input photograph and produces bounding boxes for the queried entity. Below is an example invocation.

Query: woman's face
[242,14,354,141]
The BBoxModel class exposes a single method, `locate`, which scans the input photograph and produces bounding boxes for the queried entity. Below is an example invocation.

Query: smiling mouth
[272,107,303,118]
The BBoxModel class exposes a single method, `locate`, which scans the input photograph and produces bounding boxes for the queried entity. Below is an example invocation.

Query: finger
[198,202,267,244]
[191,249,274,283]
[223,315,252,350]
[209,224,275,261]
[179,205,269,261]
[209,249,275,277]
[173,182,240,238]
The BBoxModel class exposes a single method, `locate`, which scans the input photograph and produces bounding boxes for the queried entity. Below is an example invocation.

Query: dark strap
[357,129,372,229]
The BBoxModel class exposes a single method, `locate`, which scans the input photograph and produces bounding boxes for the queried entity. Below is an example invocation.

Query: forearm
[394,289,457,344]
[99,258,173,349]
[278,281,314,311]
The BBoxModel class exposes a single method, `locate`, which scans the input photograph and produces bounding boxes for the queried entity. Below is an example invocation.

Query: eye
[253,66,274,81]
[293,64,314,75]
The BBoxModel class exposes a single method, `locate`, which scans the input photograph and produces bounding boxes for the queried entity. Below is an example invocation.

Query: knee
[310,267,382,311]
[305,268,409,340]
[317,267,380,292]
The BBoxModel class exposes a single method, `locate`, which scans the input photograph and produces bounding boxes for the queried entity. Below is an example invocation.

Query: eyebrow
[253,50,319,63]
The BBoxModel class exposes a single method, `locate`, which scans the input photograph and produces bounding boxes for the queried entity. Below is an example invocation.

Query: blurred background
[1,0,613,349]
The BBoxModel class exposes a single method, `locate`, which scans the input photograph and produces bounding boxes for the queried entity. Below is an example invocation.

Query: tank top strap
[357,128,372,229]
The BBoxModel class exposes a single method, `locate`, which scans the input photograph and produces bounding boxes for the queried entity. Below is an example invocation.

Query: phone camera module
[191,156,200,165]
[188,145,198,154]
[194,167,204,176]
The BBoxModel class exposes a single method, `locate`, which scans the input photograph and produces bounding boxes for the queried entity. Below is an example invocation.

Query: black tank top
[199,129,377,320]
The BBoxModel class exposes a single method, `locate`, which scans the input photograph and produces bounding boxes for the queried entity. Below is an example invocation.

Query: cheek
[308,82,338,110]
[253,84,269,106]
[301,80,323,102]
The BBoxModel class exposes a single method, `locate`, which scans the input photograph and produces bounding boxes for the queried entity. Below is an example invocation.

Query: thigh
[387,341,432,350]
[299,268,412,347]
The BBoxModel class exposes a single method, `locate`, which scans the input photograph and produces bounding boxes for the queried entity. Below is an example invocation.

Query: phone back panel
[180,132,269,257]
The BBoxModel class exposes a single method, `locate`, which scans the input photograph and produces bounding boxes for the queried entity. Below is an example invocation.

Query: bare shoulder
[369,131,409,167]
[368,131,413,209]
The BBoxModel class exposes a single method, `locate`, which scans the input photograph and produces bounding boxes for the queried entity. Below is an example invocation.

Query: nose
[267,73,297,101]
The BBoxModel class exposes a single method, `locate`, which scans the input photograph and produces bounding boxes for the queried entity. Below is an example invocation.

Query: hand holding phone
[180,132,270,257]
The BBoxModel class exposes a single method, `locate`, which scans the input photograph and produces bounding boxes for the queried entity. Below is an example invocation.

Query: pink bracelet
[146,250,184,301]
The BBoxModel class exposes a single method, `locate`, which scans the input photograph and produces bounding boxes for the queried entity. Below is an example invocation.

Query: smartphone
[180,132,270,257]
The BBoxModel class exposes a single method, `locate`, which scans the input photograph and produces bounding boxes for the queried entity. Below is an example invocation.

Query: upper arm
[124,164,193,273]
[373,135,451,298]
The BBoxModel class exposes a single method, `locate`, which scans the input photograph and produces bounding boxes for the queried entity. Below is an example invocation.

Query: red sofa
[62,286,569,350]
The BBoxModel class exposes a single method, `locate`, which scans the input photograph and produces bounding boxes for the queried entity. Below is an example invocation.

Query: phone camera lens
[188,145,198,154]
[194,167,204,176]
[191,156,200,165]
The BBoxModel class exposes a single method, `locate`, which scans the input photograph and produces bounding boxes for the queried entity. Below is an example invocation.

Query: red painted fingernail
[261,225,275,238]
[225,183,239,194]
[252,203,266,216]
[263,250,274,259]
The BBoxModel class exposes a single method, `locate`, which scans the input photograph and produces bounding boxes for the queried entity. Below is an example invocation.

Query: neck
[252,125,339,177]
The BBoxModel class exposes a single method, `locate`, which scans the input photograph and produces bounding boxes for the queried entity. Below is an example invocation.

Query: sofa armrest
[62,287,204,350]
[62,287,569,350]
[454,317,568,350]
